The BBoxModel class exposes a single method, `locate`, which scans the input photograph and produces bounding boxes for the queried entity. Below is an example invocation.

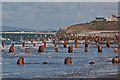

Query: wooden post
[53,40,55,44]
[33,43,35,47]
[38,45,43,52]
[64,40,67,48]
[12,44,14,47]
[31,41,33,44]
[75,39,77,44]
[44,41,46,47]
[95,38,98,42]
[98,45,102,52]
[84,47,87,52]
[54,43,56,47]
[89,61,94,64]
[9,35,11,39]
[25,48,29,53]
[114,48,117,53]
[64,57,72,64]
[75,39,77,48]
[55,48,58,52]
[22,42,25,47]
[2,41,4,47]
[85,40,88,47]
[35,37,37,41]
[9,46,14,53]
[18,36,20,40]
[96,42,98,47]
[43,62,48,64]
[17,57,24,64]
[24,36,26,40]
[98,37,101,41]
[106,40,110,48]
[75,42,77,48]
[68,45,73,53]
[112,56,119,63]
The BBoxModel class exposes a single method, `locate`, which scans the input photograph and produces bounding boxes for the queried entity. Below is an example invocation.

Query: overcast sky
[2,2,118,31]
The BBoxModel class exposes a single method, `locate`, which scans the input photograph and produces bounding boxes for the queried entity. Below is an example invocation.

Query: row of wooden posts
[3,35,120,53]
[17,56,119,65]
[6,40,119,53]
[2,35,120,65]
[3,34,119,42]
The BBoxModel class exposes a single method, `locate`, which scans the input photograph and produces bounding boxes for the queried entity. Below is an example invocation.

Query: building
[106,15,118,21]
[95,17,105,21]
[59,25,70,29]
[57,25,70,34]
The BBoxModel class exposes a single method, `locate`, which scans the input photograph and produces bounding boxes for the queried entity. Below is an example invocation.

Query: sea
[0,33,119,78]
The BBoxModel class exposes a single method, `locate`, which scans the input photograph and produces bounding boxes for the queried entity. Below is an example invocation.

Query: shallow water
[0,35,119,78]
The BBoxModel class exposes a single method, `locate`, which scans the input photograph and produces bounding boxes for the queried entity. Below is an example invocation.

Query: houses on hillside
[95,15,120,22]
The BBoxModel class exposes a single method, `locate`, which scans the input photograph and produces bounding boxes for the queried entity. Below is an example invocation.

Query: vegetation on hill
[65,21,120,33]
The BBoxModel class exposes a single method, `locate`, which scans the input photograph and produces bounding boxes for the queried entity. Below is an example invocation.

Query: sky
[2,2,118,31]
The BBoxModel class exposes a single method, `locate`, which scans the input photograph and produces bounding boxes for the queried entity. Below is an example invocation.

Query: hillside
[66,21,120,33]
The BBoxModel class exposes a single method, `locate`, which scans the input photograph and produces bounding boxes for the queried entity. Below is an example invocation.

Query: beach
[0,33,119,78]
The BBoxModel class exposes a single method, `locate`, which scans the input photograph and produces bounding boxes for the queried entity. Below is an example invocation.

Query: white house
[106,15,118,21]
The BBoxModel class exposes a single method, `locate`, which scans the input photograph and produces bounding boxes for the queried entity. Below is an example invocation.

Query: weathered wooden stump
[17,57,24,64]
[96,42,98,47]
[112,56,119,63]
[9,35,11,39]
[98,45,102,52]
[38,45,43,52]
[75,42,77,48]
[75,39,77,44]
[22,42,25,47]
[84,47,87,52]
[24,36,26,40]
[98,37,101,41]
[106,40,110,48]
[2,41,4,47]
[68,45,73,53]
[54,43,56,47]
[31,41,33,44]
[89,61,94,64]
[33,43,35,47]
[85,40,88,47]
[114,48,117,53]
[12,44,14,47]
[64,57,72,64]
[25,48,29,53]
[44,41,46,47]
[53,40,55,44]
[43,62,48,64]
[55,48,58,52]
[15,36,17,40]
[64,40,67,48]
[9,46,14,53]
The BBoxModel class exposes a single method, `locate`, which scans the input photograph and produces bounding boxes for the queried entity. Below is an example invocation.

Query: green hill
[66,21,120,33]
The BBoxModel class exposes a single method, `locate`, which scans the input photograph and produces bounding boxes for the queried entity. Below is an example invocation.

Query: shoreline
[0,31,56,34]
